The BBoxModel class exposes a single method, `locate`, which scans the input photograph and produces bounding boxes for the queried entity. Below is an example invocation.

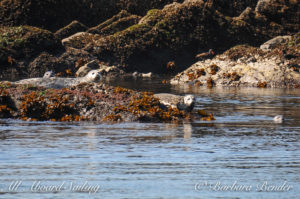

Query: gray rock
[76,60,99,77]
[260,36,292,51]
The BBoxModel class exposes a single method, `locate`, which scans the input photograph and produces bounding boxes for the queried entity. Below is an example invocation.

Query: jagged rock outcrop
[0,0,299,80]
[85,0,298,73]
[0,0,183,31]
[0,25,63,80]
[55,20,88,40]
[61,32,101,49]
[87,10,141,36]
[170,32,300,88]
[0,83,194,122]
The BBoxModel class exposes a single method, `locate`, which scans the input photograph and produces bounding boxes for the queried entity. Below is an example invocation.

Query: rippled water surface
[0,77,300,199]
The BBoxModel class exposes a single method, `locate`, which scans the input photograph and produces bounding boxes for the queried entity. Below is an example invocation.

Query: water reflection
[0,78,300,198]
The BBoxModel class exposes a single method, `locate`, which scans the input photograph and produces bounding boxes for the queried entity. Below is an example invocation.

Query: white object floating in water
[273,115,284,123]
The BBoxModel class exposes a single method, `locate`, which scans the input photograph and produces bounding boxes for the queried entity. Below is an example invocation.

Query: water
[0,77,300,199]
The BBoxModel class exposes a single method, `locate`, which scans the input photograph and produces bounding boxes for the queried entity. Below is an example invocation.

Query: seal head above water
[273,115,284,123]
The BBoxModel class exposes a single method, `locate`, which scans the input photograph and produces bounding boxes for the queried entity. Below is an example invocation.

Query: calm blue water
[0,77,300,199]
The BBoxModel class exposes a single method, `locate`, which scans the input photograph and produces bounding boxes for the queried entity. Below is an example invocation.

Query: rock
[213,0,258,17]
[1,0,299,80]
[255,0,299,32]
[0,26,63,80]
[260,35,292,51]
[171,33,300,88]
[0,26,62,60]
[88,0,298,74]
[237,7,255,21]
[99,65,123,76]
[0,83,191,122]
[27,52,65,78]
[76,60,99,77]
[87,10,141,36]
[0,0,182,31]
[61,32,101,49]
[55,20,88,40]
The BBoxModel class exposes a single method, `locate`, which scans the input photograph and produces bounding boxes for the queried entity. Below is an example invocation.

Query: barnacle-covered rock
[55,20,88,40]
[171,32,300,88]
[0,82,199,122]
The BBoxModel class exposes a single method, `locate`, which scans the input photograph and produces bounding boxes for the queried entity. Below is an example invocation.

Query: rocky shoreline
[0,0,299,122]
[171,33,300,88]
[0,82,213,122]
[0,0,299,80]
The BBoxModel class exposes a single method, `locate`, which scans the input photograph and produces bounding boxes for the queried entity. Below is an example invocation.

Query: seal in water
[273,115,284,123]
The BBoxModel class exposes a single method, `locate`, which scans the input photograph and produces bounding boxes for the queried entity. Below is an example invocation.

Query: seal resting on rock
[15,70,101,89]
[154,93,195,112]
[43,71,55,78]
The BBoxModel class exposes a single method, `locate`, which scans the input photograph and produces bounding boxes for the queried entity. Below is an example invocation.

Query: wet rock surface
[0,0,299,84]
[0,82,197,122]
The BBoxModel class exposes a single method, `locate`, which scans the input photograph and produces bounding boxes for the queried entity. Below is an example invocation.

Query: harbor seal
[43,71,55,78]
[15,70,101,89]
[154,93,195,112]
[273,115,284,123]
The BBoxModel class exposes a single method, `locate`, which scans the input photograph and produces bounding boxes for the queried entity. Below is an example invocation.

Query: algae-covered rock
[255,0,299,31]
[55,20,88,40]
[84,0,298,74]
[1,0,299,80]
[0,26,62,59]
[76,60,99,77]
[0,83,192,122]
[86,1,259,73]
[0,25,63,80]
[0,0,183,31]
[62,32,101,49]
[260,35,292,51]
[171,32,300,88]
[87,10,141,36]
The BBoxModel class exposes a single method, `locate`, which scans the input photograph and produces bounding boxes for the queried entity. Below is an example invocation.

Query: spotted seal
[43,71,55,78]
[154,93,195,112]
[15,70,101,89]
[273,115,284,123]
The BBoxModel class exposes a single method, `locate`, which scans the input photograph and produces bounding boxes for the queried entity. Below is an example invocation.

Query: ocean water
[0,77,299,199]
